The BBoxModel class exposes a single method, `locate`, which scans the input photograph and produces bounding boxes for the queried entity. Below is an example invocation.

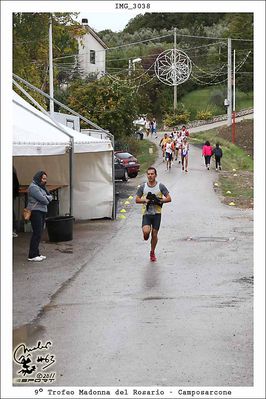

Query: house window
[90,50,96,64]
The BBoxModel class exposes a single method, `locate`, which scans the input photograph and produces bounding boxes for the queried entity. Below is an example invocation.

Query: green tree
[65,76,145,138]
[13,12,83,106]
[124,13,226,33]
[223,14,253,92]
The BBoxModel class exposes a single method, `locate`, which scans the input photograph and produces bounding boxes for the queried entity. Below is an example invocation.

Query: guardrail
[186,108,253,129]
[81,128,112,141]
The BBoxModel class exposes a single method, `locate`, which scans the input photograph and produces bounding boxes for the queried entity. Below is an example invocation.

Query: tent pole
[112,149,115,219]
[69,139,74,216]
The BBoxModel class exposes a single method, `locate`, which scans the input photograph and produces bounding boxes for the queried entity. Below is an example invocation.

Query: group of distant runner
[159,125,190,172]
[158,125,223,172]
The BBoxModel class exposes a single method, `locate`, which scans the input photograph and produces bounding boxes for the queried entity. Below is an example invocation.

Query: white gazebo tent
[13,91,114,220]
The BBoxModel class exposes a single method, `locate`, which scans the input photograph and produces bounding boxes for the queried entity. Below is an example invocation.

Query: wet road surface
[13,143,253,387]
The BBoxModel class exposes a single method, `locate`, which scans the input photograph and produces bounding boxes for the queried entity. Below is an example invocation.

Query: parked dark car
[114,156,128,181]
[114,151,140,178]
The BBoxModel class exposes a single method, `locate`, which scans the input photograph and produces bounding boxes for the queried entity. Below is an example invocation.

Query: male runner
[136,167,171,262]
[159,133,170,161]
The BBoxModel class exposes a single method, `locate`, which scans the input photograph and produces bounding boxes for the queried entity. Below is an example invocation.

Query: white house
[77,19,108,79]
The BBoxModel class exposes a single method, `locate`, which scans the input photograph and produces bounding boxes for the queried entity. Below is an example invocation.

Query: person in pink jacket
[202,141,213,170]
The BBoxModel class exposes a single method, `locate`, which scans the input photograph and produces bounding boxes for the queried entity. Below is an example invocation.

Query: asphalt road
[13,142,253,387]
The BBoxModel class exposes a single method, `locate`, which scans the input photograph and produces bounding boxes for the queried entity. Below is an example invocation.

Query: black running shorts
[142,213,161,230]
[165,152,173,161]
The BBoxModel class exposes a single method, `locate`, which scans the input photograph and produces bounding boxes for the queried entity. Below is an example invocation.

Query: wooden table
[18,184,68,212]
[19,184,68,201]
[16,185,68,231]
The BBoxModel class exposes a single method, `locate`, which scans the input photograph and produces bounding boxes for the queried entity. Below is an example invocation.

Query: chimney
[81,18,88,25]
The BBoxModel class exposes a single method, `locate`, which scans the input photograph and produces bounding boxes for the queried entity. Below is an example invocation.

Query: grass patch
[217,172,254,208]
[180,86,253,120]
[190,129,253,208]
[134,139,158,175]
[219,174,253,199]
[190,130,253,172]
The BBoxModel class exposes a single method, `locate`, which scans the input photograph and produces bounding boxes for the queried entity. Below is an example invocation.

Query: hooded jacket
[202,144,213,156]
[27,171,53,212]
[213,146,223,158]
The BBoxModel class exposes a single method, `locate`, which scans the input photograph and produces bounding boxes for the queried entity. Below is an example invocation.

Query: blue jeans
[28,210,46,258]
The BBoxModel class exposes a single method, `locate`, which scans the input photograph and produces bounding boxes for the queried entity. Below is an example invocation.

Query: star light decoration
[154,49,192,86]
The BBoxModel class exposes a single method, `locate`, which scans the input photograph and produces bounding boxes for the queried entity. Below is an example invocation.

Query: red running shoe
[150,251,157,262]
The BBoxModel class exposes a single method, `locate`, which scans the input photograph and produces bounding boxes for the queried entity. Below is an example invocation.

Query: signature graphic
[13,340,56,382]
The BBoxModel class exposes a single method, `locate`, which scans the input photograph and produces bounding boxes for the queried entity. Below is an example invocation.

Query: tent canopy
[13,91,113,156]
[12,91,114,220]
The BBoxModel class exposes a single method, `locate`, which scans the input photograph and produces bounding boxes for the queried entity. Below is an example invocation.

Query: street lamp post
[132,57,142,71]
[128,58,142,75]
[128,59,132,76]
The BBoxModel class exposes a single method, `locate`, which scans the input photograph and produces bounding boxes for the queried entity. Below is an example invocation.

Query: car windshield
[116,152,133,159]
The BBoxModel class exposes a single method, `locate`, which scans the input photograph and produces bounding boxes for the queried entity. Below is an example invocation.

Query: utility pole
[173,27,177,111]
[49,15,54,115]
[232,49,236,143]
[227,37,232,127]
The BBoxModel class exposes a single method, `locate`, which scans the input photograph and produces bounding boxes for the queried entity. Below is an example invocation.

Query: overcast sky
[78,11,145,32]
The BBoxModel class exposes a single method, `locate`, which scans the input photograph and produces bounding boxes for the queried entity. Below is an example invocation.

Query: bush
[163,106,190,127]
[163,113,190,126]
[196,110,213,120]
[114,136,141,155]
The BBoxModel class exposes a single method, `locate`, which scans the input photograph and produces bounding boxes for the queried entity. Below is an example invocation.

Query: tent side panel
[73,152,113,220]
[13,154,69,185]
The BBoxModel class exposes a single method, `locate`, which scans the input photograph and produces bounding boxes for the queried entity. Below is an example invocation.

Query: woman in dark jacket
[27,171,52,262]
[13,167,20,237]
[212,143,223,171]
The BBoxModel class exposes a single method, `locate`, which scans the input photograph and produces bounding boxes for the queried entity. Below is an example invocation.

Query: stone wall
[186,108,253,129]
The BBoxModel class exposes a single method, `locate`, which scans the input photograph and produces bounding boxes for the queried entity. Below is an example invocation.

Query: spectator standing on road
[136,167,171,262]
[202,140,213,170]
[212,143,223,171]
[181,137,190,172]
[27,171,53,262]
[13,166,20,238]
